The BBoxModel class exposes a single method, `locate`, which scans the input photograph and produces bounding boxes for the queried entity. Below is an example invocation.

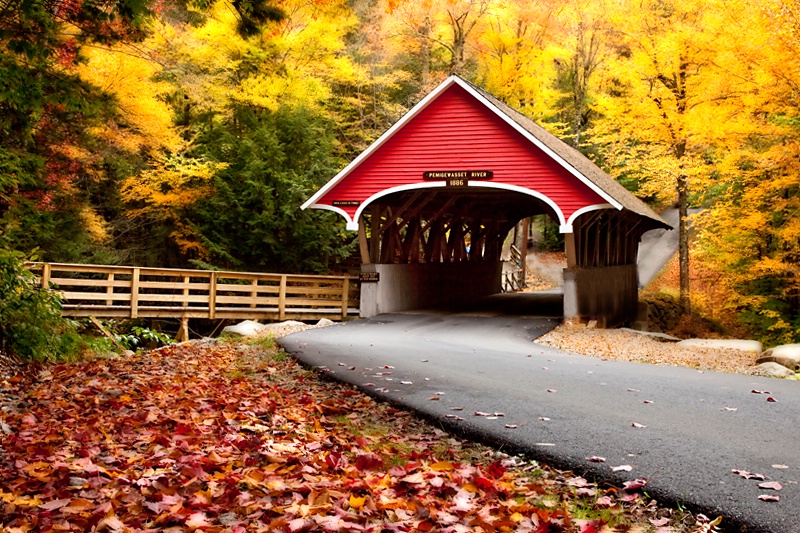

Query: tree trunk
[677,172,690,314]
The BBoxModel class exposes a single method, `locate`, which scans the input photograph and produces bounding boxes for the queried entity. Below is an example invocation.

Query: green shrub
[115,325,173,350]
[0,249,85,361]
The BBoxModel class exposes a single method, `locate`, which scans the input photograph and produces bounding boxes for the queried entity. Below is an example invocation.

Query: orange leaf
[349,494,367,510]
[430,461,455,472]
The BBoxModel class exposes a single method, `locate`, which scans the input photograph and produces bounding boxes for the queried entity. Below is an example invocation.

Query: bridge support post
[177,317,190,342]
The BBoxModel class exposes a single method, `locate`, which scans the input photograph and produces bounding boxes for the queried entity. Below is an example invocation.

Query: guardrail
[26,262,360,322]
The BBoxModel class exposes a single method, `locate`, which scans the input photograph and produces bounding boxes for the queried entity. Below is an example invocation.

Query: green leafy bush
[0,249,85,361]
[115,326,173,350]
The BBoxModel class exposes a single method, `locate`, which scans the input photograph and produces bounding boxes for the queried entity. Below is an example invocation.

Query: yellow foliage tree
[590,0,760,313]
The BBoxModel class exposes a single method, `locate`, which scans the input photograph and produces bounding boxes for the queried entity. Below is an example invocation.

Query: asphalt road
[637,208,706,287]
[279,307,800,533]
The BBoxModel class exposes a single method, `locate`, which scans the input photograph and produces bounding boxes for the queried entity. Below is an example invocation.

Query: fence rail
[26,262,360,322]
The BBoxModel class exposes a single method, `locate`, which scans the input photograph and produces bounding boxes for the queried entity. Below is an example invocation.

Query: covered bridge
[303,76,670,326]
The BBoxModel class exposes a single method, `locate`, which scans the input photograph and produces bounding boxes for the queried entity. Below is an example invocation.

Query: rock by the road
[757,361,796,378]
[677,338,763,353]
[221,320,270,337]
[757,344,800,371]
[618,327,680,342]
[316,318,335,327]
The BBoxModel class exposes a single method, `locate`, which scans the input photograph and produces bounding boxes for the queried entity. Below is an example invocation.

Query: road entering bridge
[279,308,800,533]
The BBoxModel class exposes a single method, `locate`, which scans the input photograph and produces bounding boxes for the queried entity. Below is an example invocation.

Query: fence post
[341,277,350,320]
[130,268,140,319]
[208,272,217,320]
[106,273,115,306]
[182,275,190,308]
[278,275,287,321]
[250,278,258,308]
[41,263,51,289]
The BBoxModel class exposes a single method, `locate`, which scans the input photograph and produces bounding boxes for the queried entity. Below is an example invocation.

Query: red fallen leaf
[721,407,738,411]
[622,478,648,491]
[474,411,491,416]
[649,517,670,527]
[38,498,71,511]
[504,424,518,429]
[576,519,604,532]
[758,481,782,491]
[632,422,647,428]
[387,465,406,477]
[325,451,346,470]
[487,460,506,479]
[547,389,557,393]
[595,495,615,507]
[612,465,633,472]
[751,389,771,394]
[643,399,654,404]
[474,476,495,491]
[621,492,640,502]
[355,453,384,472]
[576,487,597,497]
[567,476,589,488]
[586,456,606,463]
[732,469,766,480]
[766,396,778,402]
[758,494,780,502]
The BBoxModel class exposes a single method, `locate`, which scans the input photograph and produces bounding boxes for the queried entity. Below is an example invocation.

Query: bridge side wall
[563,264,638,327]
[360,262,502,317]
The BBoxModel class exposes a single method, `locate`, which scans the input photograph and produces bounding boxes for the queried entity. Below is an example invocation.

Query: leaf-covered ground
[1,339,708,532]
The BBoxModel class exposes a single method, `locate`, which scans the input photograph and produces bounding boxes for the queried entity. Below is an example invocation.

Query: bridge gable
[304,77,617,231]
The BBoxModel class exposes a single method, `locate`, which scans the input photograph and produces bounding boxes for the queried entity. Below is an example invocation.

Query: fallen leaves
[732,469,766,480]
[0,340,688,532]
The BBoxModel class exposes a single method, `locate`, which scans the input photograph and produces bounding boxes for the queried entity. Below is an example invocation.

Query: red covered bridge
[303,76,670,326]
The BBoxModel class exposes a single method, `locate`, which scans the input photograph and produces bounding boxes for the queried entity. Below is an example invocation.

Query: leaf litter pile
[1,339,709,532]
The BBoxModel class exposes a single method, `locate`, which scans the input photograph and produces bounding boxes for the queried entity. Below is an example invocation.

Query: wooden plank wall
[26,263,359,322]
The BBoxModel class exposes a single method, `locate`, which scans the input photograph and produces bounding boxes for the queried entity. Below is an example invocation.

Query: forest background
[1,0,799,345]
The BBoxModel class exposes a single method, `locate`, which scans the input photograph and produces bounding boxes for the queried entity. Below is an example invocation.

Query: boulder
[258,320,306,333]
[221,320,269,337]
[676,338,763,353]
[761,344,800,370]
[755,354,799,371]
[757,362,796,378]
[619,328,680,342]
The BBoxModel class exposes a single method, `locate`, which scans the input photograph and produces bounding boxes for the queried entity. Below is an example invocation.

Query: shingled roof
[460,77,669,229]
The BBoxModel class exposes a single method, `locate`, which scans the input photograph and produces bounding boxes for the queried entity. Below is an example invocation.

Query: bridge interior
[357,187,554,265]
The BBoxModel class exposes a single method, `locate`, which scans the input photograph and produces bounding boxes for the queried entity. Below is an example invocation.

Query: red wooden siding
[316,84,606,222]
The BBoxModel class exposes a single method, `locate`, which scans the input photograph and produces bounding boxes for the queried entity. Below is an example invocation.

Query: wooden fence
[26,263,360,323]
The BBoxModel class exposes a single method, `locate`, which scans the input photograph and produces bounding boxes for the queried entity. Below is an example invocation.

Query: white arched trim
[351,182,448,227]
[467,181,567,229]
[310,181,569,232]
[309,204,356,229]
[566,204,615,231]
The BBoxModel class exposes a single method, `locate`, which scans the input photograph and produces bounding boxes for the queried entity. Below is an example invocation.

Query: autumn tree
[590,0,752,314]
[474,0,560,116]
[692,1,800,343]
